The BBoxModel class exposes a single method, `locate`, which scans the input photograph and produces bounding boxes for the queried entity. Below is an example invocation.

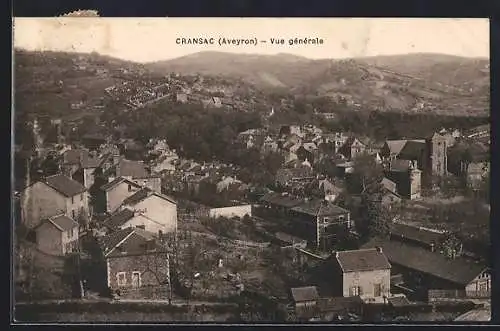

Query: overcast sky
[13,18,489,63]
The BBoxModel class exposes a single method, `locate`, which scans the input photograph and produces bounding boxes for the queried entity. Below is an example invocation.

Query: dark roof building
[361,238,488,287]
[260,192,304,209]
[99,227,160,258]
[44,174,87,197]
[100,176,142,192]
[116,159,149,178]
[389,223,446,249]
[291,199,350,217]
[36,214,79,232]
[334,248,391,273]
[103,208,135,231]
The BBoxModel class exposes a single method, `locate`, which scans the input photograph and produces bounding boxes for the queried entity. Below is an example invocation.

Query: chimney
[375,246,383,253]
[430,243,435,252]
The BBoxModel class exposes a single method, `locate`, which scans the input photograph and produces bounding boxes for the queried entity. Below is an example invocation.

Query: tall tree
[350,152,384,194]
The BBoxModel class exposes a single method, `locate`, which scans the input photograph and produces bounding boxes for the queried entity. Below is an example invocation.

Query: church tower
[409,160,422,200]
[428,132,448,177]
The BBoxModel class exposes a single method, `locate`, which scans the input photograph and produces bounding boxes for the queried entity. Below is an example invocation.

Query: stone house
[102,208,168,235]
[21,174,89,229]
[101,227,171,300]
[289,199,351,251]
[380,132,448,186]
[100,177,143,214]
[338,137,366,160]
[120,188,178,234]
[384,160,422,200]
[35,214,79,256]
[291,286,320,318]
[332,248,391,302]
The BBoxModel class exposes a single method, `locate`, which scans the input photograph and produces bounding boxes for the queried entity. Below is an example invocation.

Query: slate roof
[100,177,142,191]
[335,248,391,272]
[100,227,159,257]
[122,187,177,206]
[389,223,446,247]
[44,174,87,197]
[117,159,148,178]
[398,140,426,161]
[38,214,79,232]
[260,192,303,208]
[100,227,135,256]
[122,187,152,206]
[361,239,487,286]
[103,208,135,230]
[384,140,408,156]
[291,199,350,217]
[291,286,319,302]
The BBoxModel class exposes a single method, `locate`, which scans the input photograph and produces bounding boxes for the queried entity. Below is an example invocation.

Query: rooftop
[390,223,446,247]
[100,177,142,191]
[361,239,488,286]
[100,227,161,258]
[335,248,391,273]
[38,214,79,232]
[291,199,350,217]
[117,159,148,179]
[44,174,87,197]
[260,192,304,208]
[103,208,135,230]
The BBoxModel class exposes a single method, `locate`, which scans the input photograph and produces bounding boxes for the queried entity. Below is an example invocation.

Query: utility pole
[167,252,172,305]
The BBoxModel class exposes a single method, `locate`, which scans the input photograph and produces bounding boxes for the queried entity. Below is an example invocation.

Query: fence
[117,285,170,300]
[428,289,490,301]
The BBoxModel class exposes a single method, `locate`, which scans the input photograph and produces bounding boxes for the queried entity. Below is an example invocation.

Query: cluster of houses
[105,79,171,109]
[16,113,490,319]
[18,135,181,299]
[288,222,490,321]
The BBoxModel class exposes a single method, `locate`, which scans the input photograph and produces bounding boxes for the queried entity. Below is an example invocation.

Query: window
[72,210,76,219]
[132,271,141,288]
[128,184,132,192]
[374,283,382,297]
[116,272,127,286]
[349,286,361,296]
[71,196,74,204]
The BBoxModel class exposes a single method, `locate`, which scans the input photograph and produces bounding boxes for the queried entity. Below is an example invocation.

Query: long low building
[361,238,491,300]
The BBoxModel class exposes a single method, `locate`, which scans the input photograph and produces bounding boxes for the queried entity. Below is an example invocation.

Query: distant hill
[147,51,489,88]
[14,49,153,120]
[14,49,490,119]
[358,53,490,88]
[147,51,318,88]
[147,51,489,116]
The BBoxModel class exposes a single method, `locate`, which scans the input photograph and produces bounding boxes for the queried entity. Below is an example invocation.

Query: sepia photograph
[12,17,491,323]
